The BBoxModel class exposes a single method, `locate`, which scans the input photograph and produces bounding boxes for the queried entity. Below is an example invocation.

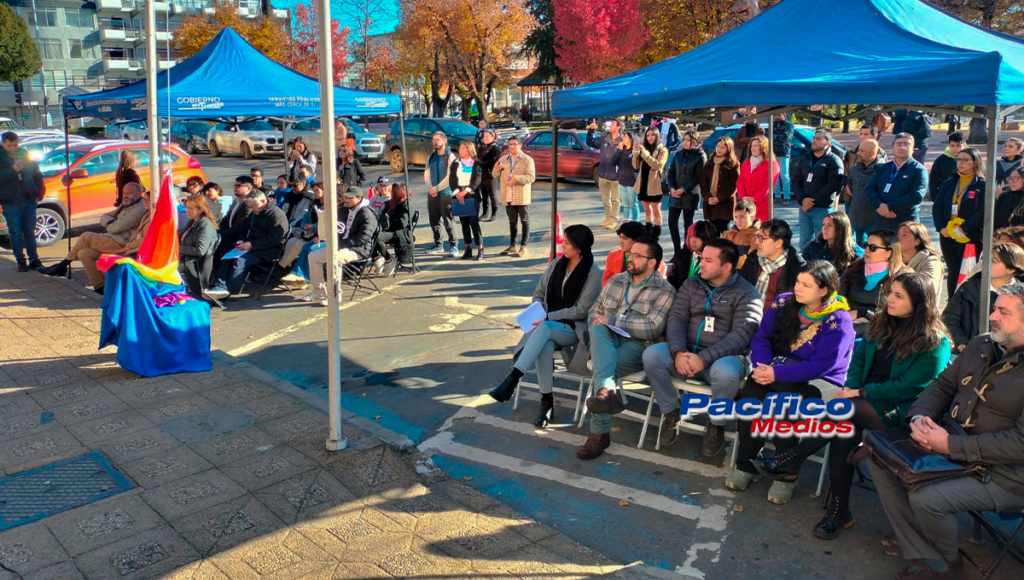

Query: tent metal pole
[318,0,346,452]
[550,121,558,260]
[282,120,290,178]
[145,0,159,199]
[399,105,410,188]
[768,118,774,221]
[63,112,72,279]
[978,106,999,334]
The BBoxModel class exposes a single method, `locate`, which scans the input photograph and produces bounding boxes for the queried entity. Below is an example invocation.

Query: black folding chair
[393,210,421,277]
[963,510,1024,580]
[341,227,383,300]
[242,244,294,300]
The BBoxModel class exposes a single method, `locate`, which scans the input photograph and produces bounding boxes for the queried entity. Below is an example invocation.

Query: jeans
[641,344,748,425]
[773,156,791,200]
[599,177,620,222]
[667,206,695,258]
[2,201,38,264]
[619,184,641,222]
[217,251,270,295]
[852,226,871,247]
[798,206,830,250]
[308,246,360,300]
[513,321,578,393]
[588,324,646,435]
[427,188,456,247]
[507,204,530,246]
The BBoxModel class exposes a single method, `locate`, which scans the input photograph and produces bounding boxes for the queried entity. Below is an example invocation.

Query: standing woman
[933,146,987,300]
[115,149,141,207]
[666,131,706,258]
[736,136,779,223]
[450,142,484,260]
[666,220,717,290]
[611,132,640,222]
[996,137,1023,190]
[477,130,501,222]
[700,136,741,235]
[802,212,862,273]
[179,194,219,299]
[632,127,669,240]
[725,260,855,504]
[337,144,366,189]
[897,222,944,298]
[287,136,317,184]
[995,167,1024,230]
[841,229,906,338]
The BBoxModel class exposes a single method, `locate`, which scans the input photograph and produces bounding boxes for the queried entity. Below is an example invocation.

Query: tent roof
[552,0,1024,119]
[63,28,401,120]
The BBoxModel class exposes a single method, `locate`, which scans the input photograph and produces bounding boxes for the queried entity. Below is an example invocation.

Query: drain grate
[0,452,135,531]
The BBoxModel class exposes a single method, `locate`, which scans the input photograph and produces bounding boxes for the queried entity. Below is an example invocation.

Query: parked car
[385,118,486,171]
[169,121,214,154]
[119,119,170,141]
[0,117,21,131]
[207,119,284,159]
[487,117,531,142]
[701,123,848,162]
[512,130,600,184]
[20,136,93,162]
[284,118,385,164]
[0,141,205,247]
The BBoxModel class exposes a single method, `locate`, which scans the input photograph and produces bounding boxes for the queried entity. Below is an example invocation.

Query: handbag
[451,197,478,217]
[864,420,985,491]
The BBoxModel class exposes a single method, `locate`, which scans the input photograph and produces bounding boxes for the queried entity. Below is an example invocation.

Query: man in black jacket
[206,190,288,299]
[928,132,962,202]
[249,167,274,196]
[738,218,805,311]
[215,175,256,262]
[306,186,377,306]
[0,132,45,272]
[792,130,844,250]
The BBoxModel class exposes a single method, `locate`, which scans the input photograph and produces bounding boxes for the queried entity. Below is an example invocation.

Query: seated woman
[897,222,944,298]
[489,225,602,427]
[758,272,950,539]
[179,194,220,299]
[725,260,855,505]
[374,182,413,272]
[602,221,665,287]
[943,242,1024,353]
[666,220,717,290]
[840,229,905,337]
[802,211,862,273]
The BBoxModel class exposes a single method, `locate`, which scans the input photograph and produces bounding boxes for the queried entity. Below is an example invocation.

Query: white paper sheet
[515,302,547,333]
[603,322,631,338]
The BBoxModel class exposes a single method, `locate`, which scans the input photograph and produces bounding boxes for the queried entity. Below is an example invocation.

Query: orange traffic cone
[957,243,978,289]
[550,212,564,263]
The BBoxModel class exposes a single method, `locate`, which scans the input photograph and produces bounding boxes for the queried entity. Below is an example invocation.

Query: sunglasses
[865,243,892,253]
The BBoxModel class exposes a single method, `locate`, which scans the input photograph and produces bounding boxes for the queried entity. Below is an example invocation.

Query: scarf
[545,254,594,329]
[711,156,725,197]
[756,251,788,299]
[864,261,889,291]
[749,156,763,171]
[798,291,850,325]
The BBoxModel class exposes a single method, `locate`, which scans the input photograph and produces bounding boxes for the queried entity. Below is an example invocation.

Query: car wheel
[592,166,600,186]
[186,140,195,154]
[241,142,253,160]
[390,149,405,172]
[209,140,221,157]
[34,208,65,247]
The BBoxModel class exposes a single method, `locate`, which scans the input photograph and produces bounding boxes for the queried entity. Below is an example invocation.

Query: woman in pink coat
[736,136,780,222]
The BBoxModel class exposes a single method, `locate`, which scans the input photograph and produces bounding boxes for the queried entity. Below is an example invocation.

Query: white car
[0,117,20,131]
[284,118,385,163]
[207,119,284,159]
[120,119,170,141]
[20,136,92,161]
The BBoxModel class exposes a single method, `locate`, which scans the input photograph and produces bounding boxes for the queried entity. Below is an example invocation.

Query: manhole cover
[0,452,135,531]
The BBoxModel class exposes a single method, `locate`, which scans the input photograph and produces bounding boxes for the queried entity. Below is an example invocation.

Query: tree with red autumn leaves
[283,0,352,84]
[553,0,648,84]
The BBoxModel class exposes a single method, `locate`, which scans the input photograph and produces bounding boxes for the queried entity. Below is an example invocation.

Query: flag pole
[145,0,160,195]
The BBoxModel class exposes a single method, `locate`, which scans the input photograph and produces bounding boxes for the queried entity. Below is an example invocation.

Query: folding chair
[644,378,741,465]
[512,347,590,424]
[576,365,657,449]
[964,510,1024,580]
[341,227,383,300]
[393,210,421,277]
[242,244,294,300]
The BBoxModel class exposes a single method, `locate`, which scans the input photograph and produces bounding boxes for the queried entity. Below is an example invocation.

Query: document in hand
[222,248,249,260]
[603,323,631,338]
[515,302,547,333]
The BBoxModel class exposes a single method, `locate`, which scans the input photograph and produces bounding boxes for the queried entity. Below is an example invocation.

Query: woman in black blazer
[932,146,987,300]
[450,141,484,260]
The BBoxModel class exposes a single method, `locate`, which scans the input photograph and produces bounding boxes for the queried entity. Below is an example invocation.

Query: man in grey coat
[642,238,763,456]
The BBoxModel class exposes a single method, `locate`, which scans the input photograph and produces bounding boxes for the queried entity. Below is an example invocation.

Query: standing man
[0,132,44,272]
[843,125,886,215]
[587,119,624,230]
[642,239,762,454]
[496,136,535,257]
[734,107,765,163]
[792,130,844,250]
[578,238,676,460]
[865,133,928,230]
[848,139,886,246]
[771,113,796,205]
[929,132,962,202]
[424,132,459,257]
[907,110,932,163]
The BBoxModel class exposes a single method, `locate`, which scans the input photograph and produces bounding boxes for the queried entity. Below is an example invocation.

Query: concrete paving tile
[170,494,286,557]
[174,368,251,392]
[97,427,186,465]
[65,411,157,447]
[207,528,336,580]
[141,470,249,521]
[220,446,319,492]
[293,505,414,557]
[138,395,219,425]
[110,378,193,408]
[158,405,256,445]
[202,383,279,408]
[480,503,562,543]
[75,525,200,580]
[295,562,392,580]
[156,560,231,580]
[48,392,130,426]
[260,409,328,443]
[324,446,421,498]
[188,427,279,467]
[0,426,88,475]
[0,522,72,577]
[426,517,533,561]
[45,494,165,557]
[236,393,307,424]
[289,426,383,467]
[24,379,112,410]
[66,351,120,369]
[77,363,151,389]
[2,561,87,580]
[120,445,216,489]
[0,391,41,419]
[431,478,502,512]
[0,357,75,380]
[0,409,61,440]
[254,468,359,525]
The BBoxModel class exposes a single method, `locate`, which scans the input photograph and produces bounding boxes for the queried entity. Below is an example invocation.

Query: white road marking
[675,541,724,579]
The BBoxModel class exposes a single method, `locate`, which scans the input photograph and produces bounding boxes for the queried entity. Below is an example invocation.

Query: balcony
[130,1,170,16]
[99,28,141,43]
[103,59,142,73]
[95,0,133,13]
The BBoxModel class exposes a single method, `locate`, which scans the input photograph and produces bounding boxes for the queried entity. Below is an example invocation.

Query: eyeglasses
[754,234,774,242]
[233,183,243,188]
[627,252,654,261]
[865,243,892,252]
[1009,175,1023,183]
[956,157,973,164]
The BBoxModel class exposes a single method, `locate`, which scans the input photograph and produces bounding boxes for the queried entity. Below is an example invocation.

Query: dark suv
[386,118,484,171]
[701,124,848,161]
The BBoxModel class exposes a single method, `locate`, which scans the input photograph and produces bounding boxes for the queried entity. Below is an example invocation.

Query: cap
[341,187,361,198]
[376,176,391,185]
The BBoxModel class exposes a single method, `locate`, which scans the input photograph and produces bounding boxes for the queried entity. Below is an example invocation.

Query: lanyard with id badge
[693,284,722,351]
[883,162,902,195]
[952,179,971,217]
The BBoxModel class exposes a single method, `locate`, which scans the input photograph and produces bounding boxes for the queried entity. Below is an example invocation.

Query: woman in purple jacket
[724,260,856,504]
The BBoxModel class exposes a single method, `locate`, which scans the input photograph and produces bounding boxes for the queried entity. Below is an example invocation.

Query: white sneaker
[372,256,386,272]
[318,298,329,307]
[301,292,322,303]
[280,273,304,283]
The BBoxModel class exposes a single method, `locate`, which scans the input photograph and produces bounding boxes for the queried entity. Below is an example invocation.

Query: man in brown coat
[869,283,1024,580]
[496,136,536,257]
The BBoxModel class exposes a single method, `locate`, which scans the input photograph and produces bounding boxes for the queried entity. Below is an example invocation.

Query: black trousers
[735,378,823,474]
[668,206,696,258]
[479,178,499,217]
[180,256,212,298]
[507,204,530,246]
[938,236,968,301]
[460,216,483,247]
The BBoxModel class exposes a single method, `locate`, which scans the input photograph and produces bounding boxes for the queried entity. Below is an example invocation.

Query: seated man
[578,238,676,460]
[276,177,316,269]
[602,221,666,287]
[250,166,274,196]
[869,283,1024,580]
[305,186,377,306]
[38,182,149,289]
[205,190,288,300]
[738,218,805,310]
[214,175,256,262]
[642,239,763,455]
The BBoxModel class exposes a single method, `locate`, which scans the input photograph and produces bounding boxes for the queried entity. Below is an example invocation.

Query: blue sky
[270,0,400,35]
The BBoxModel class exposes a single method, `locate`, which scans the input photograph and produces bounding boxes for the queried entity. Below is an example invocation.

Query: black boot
[645,222,653,237]
[535,393,554,427]
[38,259,70,277]
[652,225,662,240]
[752,447,802,481]
[489,371,521,402]
[813,493,853,540]
[461,248,473,260]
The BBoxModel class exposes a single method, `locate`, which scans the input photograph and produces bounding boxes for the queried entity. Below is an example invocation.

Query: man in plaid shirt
[579,239,676,460]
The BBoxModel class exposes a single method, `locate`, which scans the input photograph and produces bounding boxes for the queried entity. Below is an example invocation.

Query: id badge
[883,183,891,193]
[951,205,959,217]
[806,173,814,183]
[704,317,715,333]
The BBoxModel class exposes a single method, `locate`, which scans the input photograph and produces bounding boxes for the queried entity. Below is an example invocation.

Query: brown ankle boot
[577,433,611,460]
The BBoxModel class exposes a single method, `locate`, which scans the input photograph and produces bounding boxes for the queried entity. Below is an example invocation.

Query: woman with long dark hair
[477,130,502,222]
[666,130,706,256]
[611,132,640,223]
[287,136,317,183]
[336,143,366,188]
[725,260,855,505]
[180,194,219,299]
[754,272,950,539]
[699,136,740,234]
[802,212,862,274]
[633,127,669,240]
[489,225,602,427]
[933,146,987,300]
[666,220,718,290]
[898,222,944,297]
[374,182,413,270]
[996,167,1024,230]
[450,141,484,260]
[115,149,140,207]
[841,229,906,337]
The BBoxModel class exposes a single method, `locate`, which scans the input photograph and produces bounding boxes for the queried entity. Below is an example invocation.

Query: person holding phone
[587,118,624,230]
[287,137,317,184]
[633,128,669,241]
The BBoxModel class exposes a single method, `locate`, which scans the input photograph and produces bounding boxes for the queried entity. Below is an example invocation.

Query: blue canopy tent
[548,0,1024,330]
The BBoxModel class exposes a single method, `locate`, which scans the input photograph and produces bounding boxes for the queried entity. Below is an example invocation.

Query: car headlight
[252,137,266,142]
[194,135,206,143]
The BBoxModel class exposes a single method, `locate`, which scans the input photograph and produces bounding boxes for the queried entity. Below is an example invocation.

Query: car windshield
[342,118,368,135]
[436,121,478,137]
[239,120,274,132]
[0,120,20,130]
[39,149,86,177]
[188,123,211,133]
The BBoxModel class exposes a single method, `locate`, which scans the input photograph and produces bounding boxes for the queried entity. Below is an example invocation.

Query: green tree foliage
[0,5,42,84]
[522,0,563,87]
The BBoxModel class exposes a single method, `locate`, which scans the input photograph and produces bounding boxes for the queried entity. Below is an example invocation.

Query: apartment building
[0,0,289,128]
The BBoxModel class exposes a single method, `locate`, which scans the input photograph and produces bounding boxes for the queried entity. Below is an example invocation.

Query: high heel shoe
[534,393,553,427]
[488,373,519,402]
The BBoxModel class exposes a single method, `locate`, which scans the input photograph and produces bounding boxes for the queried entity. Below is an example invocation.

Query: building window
[40,40,64,59]
[69,40,84,59]
[65,9,87,28]
[30,8,60,27]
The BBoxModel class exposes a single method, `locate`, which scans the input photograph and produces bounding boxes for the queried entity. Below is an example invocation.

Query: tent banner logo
[270,96,320,108]
[177,96,224,112]
[355,97,390,110]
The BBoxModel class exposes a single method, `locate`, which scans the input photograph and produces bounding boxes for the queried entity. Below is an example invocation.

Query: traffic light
[13,81,23,104]
[14,93,21,105]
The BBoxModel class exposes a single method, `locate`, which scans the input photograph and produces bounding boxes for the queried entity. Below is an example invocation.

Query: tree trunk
[968,106,989,144]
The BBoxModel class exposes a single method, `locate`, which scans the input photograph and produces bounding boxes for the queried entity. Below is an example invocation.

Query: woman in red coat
[736,136,779,223]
